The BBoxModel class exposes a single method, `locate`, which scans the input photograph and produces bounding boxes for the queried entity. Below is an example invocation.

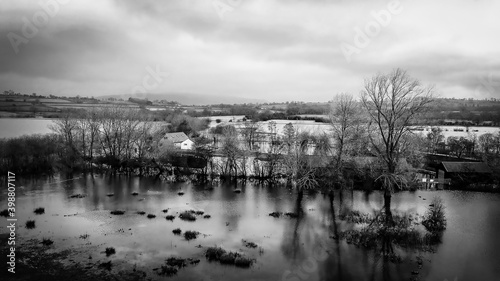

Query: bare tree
[329,93,363,184]
[240,121,261,151]
[361,68,434,223]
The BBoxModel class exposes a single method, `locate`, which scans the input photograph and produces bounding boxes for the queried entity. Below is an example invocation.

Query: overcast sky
[1,0,499,102]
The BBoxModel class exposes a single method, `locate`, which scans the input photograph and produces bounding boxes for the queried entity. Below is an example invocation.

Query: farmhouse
[159,132,194,150]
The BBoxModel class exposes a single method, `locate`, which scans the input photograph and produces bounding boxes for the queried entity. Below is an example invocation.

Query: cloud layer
[1,0,499,101]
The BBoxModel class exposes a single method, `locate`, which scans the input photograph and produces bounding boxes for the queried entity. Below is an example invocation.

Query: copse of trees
[0,134,61,174]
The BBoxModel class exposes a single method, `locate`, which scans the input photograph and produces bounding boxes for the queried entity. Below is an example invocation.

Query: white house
[159,132,194,150]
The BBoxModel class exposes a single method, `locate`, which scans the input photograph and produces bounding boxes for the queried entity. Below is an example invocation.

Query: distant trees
[426,126,445,153]
[361,68,434,223]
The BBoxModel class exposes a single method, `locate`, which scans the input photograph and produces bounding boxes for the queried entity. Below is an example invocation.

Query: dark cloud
[0,0,499,100]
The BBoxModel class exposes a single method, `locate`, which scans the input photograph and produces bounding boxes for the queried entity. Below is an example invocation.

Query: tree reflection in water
[280,191,446,281]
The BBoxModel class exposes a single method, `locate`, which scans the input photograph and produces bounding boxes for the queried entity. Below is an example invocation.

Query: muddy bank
[0,234,148,281]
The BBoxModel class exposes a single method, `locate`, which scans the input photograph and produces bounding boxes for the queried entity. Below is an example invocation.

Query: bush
[34,207,45,215]
[166,215,175,221]
[147,214,156,219]
[110,210,125,215]
[422,197,447,232]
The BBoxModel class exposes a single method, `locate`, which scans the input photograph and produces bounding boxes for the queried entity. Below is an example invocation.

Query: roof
[163,132,190,143]
[441,162,492,173]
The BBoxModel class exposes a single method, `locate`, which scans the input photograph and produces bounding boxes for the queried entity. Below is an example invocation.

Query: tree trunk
[384,188,393,226]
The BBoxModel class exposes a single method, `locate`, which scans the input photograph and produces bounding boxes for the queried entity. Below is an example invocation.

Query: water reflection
[1,173,500,281]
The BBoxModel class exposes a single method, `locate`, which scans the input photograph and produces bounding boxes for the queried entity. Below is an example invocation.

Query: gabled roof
[441,161,492,173]
[163,132,190,143]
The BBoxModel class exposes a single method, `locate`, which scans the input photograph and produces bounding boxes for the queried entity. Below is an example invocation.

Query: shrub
[105,247,116,256]
[131,192,139,196]
[195,211,204,215]
[110,210,125,215]
[137,211,146,215]
[422,197,447,232]
[166,215,175,221]
[25,220,35,229]
[162,209,169,213]
[34,207,45,215]
[203,215,211,219]
[172,228,182,235]
[147,214,156,219]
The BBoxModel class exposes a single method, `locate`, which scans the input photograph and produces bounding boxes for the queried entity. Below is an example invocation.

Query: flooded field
[1,173,499,280]
[1,117,498,139]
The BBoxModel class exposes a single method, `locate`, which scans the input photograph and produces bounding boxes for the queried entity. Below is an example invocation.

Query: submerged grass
[105,247,116,256]
[205,246,253,267]
[0,209,9,217]
[25,220,36,229]
[41,238,53,246]
[183,231,199,241]
[179,211,196,221]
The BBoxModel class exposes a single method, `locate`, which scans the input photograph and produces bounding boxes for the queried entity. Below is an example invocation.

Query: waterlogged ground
[1,173,500,281]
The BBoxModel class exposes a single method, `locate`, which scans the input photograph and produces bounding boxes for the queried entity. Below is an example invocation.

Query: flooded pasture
[1,174,500,281]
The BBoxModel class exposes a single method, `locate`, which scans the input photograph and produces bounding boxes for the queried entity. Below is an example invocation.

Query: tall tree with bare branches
[361,68,434,223]
[329,93,363,185]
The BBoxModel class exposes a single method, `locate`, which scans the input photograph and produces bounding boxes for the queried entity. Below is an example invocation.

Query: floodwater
[1,173,499,281]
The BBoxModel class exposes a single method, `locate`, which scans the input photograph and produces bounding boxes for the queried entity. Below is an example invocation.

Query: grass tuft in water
[183,231,199,240]
[0,209,9,217]
[41,238,53,246]
[179,211,196,221]
[25,220,36,229]
[105,247,116,256]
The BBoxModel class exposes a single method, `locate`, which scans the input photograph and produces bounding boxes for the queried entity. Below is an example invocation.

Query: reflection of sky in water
[1,174,499,281]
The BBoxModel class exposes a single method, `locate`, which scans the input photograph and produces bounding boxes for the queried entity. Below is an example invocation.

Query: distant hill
[99,93,267,105]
